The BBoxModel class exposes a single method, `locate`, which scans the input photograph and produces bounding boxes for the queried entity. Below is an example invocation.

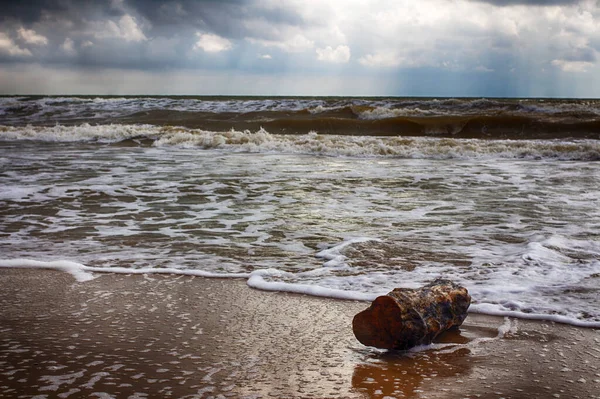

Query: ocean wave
[0,123,158,143]
[19,109,599,139]
[4,96,600,131]
[1,124,599,160]
[355,106,439,119]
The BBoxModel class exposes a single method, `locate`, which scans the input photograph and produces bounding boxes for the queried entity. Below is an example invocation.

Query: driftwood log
[352,279,471,350]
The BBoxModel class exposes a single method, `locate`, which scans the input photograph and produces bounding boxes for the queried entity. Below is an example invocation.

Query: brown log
[352,279,471,350]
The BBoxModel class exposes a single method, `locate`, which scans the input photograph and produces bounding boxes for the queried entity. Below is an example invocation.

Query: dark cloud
[128,0,244,36]
[0,0,70,23]
[0,0,320,72]
[127,0,311,41]
[0,0,309,41]
[0,0,121,23]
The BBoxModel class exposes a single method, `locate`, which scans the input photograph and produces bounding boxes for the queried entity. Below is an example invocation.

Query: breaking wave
[2,95,600,139]
[1,124,599,160]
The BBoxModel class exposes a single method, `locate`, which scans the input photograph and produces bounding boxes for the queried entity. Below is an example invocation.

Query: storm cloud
[1,0,599,96]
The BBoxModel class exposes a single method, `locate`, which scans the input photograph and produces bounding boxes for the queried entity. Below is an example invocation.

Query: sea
[0,95,599,327]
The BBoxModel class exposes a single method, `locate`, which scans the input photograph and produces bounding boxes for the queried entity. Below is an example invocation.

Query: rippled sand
[1,269,598,398]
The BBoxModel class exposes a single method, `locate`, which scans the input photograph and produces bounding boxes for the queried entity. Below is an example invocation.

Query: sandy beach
[3,1,600,398]
[0,268,598,399]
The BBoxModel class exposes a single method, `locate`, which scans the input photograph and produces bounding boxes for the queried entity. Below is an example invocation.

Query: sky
[0,0,599,97]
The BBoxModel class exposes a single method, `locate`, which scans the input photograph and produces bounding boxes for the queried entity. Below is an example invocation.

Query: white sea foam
[355,106,439,119]
[2,255,599,327]
[468,304,600,328]
[0,124,157,143]
[495,317,514,338]
[1,139,599,327]
[0,186,40,201]
[0,259,97,282]
[315,237,382,268]
[0,259,251,281]
[2,124,598,160]
[308,105,346,114]
[247,269,377,301]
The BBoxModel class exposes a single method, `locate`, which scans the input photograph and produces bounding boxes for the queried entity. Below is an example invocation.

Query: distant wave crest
[3,96,600,139]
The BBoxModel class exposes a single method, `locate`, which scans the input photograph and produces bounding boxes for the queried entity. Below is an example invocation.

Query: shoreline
[1,268,599,398]
[2,260,598,329]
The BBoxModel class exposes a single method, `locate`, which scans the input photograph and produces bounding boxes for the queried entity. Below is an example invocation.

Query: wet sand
[0,269,598,399]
